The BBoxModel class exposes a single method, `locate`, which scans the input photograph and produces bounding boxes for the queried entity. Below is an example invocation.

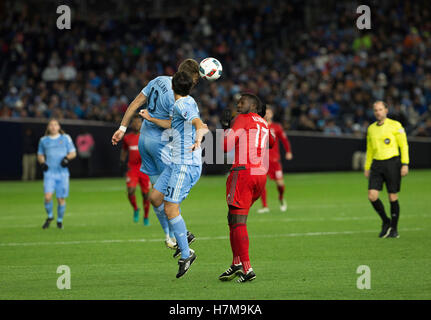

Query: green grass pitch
[1,170,430,300]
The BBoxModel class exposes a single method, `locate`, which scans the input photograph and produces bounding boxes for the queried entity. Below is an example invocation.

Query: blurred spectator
[415,118,431,137]
[323,119,342,136]
[21,127,38,180]
[0,0,430,137]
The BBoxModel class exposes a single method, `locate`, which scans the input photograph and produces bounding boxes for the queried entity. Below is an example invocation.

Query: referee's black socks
[371,199,390,224]
[390,200,400,230]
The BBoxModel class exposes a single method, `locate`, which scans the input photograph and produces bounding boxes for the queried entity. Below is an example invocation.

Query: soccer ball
[199,57,222,81]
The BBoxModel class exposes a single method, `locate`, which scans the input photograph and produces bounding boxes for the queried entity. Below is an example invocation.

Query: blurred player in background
[120,116,151,225]
[153,72,209,278]
[111,59,200,250]
[38,119,76,229]
[365,101,409,239]
[258,104,293,213]
[219,94,275,283]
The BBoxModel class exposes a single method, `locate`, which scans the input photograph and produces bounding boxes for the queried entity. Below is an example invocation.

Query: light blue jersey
[38,134,75,197]
[171,95,202,166]
[139,75,174,178]
[154,95,202,204]
[141,76,174,135]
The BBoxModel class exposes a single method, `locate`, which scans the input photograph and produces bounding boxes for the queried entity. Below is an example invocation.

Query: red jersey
[223,113,275,174]
[122,132,141,170]
[268,122,291,162]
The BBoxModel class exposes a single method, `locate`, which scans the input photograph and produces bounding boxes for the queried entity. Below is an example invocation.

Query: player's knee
[228,206,248,225]
[127,188,136,195]
[57,198,66,206]
[368,191,378,202]
[44,194,53,202]
[150,190,163,207]
[164,201,179,219]
[388,193,398,202]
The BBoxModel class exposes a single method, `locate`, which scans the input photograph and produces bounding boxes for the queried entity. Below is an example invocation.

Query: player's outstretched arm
[112,93,147,145]
[189,118,209,151]
[139,109,172,129]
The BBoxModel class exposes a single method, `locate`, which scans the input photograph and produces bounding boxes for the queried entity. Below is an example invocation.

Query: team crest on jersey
[384,138,390,144]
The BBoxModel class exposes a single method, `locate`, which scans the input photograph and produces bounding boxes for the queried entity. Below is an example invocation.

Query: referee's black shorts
[368,156,402,193]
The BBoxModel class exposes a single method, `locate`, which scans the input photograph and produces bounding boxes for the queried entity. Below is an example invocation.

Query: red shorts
[226,167,267,209]
[126,168,151,193]
[267,161,283,180]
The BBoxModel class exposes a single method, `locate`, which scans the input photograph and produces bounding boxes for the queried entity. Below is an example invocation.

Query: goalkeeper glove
[60,157,70,167]
[40,162,48,172]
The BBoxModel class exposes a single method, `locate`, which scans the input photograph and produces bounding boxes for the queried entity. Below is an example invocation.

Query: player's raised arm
[139,109,172,129]
[112,92,147,145]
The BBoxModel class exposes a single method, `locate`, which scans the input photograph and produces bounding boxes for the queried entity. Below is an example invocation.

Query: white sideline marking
[1,213,429,228]
[0,228,422,247]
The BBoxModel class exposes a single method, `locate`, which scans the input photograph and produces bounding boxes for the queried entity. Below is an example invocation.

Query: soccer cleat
[280,200,287,212]
[387,229,399,238]
[176,249,196,278]
[237,269,256,283]
[257,207,270,214]
[173,231,196,258]
[57,222,63,229]
[143,217,150,226]
[218,264,243,281]
[133,209,139,223]
[165,237,177,249]
[379,222,391,238]
[42,217,54,229]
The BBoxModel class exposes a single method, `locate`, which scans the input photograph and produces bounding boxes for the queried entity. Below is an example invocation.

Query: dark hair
[258,103,267,118]
[172,71,193,96]
[241,93,263,115]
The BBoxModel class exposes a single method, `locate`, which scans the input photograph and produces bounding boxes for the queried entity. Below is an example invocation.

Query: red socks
[277,185,285,201]
[232,223,251,273]
[128,194,138,211]
[229,207,252,274]
[260,186,268,208]
[143,199,150,218]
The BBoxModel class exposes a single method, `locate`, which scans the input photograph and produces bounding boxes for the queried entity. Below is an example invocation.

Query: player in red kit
[120,116,151,225]
[218,93,275,283]
[258,105,293,213]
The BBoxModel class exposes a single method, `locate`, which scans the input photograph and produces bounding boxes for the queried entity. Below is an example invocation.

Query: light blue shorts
[43,172,70,198]
[154,164,202,204]
[139,130,171,177]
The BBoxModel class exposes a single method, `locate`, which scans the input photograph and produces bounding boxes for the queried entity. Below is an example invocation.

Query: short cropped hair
[172,71,193,96]
[374,100,388,109]
[178,59,200,79]
[241,93,264,115]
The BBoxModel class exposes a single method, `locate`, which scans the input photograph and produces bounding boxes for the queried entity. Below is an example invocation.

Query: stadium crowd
[1,0,431,137]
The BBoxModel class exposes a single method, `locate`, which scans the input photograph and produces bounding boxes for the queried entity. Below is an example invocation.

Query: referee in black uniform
[364,101,409,238]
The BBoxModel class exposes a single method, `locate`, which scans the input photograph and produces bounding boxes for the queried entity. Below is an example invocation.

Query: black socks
[390,200,400,230]
[371,199,390,224]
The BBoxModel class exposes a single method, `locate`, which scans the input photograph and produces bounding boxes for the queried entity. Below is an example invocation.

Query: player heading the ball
[153,71,209,278]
